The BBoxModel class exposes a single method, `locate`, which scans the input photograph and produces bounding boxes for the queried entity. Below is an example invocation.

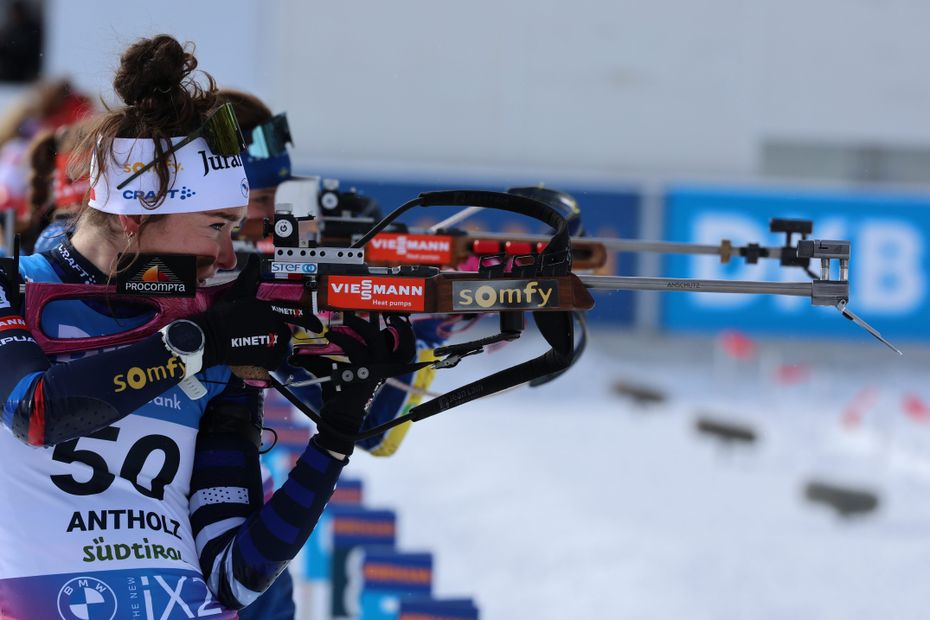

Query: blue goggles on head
[242,150,292,189]
[246,112,292,159]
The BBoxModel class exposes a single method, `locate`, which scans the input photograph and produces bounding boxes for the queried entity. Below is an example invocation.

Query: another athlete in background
[0,78,92,254]
[25,118,94,253]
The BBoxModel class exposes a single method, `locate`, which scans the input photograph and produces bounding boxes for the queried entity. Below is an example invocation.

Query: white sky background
[42,0,930,181]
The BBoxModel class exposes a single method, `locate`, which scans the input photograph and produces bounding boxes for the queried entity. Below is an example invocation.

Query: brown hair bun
[113,34,197,107]
[72,34,218,215]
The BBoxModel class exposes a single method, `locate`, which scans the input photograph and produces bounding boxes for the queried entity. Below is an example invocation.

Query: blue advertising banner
[302,478,365,581]
[325,176,641,324]
[662,185,930,342]
[329,507,398,619]
[355,549,433,620]
[398,597,480,619]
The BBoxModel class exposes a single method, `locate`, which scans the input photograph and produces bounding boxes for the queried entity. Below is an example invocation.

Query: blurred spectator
[0,78,91,253]
[0,0,42,82]
[26,118,92,253]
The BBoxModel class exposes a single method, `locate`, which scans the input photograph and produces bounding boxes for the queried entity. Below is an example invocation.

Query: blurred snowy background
[346,330,929,619]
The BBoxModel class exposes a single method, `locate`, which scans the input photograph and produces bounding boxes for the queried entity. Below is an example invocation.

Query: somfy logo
[113,357,186,393]
[453,279,558,310]
[123,160,182,174]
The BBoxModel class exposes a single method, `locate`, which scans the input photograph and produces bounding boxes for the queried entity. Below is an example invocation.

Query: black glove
[190,254,298,370]
[191,297,293,370]
[292,312,416,455]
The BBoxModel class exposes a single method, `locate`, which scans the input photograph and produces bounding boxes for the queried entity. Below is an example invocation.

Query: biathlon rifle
[4,188,899,444]
[299,181,898,357]
[296,181,824,275]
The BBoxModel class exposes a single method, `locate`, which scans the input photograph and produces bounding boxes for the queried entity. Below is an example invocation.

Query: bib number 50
[50,426,181,499]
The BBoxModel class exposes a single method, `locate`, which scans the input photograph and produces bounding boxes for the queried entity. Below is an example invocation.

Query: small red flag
[903,393,930,424]
[719,330,756,360]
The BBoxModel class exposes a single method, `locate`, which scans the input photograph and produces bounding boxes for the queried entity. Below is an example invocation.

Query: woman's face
[136,207,246,283]
[247,187,276,222]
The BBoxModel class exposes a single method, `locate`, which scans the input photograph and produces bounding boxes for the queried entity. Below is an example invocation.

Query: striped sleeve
[190,377,344,609]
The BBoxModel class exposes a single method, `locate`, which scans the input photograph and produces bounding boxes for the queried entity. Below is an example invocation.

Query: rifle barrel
[577,275,811,297]
[459,231,785,259]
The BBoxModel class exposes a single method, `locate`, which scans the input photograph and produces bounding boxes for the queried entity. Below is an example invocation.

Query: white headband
[88,137,250,215]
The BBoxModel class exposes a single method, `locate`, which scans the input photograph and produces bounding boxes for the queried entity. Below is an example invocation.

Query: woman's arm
[0,269,189,446]
[189,376,344,609]
[191,313,414,609]
[0,259,296,447]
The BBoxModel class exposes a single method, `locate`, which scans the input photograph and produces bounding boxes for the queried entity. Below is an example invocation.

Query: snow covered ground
[340,327,930,619]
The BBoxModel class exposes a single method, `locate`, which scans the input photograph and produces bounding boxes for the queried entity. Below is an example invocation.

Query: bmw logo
[241,178,250,197]
[57,576,117,620]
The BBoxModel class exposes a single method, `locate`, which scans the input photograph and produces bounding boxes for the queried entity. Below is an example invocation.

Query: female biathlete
[0,35,413,619]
